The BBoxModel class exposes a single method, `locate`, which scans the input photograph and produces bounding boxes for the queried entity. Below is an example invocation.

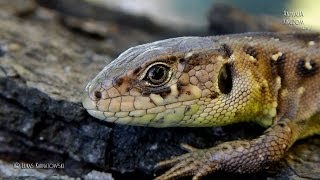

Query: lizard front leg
[155,118,301,180]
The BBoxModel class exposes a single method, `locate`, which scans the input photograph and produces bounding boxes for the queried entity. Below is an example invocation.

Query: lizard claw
[154,153,191,169]
[154,144,198,169]
[180,143,199,152]
[155,149,218,180]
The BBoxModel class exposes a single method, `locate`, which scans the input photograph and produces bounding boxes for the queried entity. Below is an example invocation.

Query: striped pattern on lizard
[82,32,320,180]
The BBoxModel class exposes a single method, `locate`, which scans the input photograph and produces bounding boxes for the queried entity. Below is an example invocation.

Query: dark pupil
[150,66,165,80]
[148,65,168,85]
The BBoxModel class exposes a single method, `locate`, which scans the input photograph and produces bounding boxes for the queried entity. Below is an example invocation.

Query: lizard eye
[143,63,172,86]
[218,63,233,94]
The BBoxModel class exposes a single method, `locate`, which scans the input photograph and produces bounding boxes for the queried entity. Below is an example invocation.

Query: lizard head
[83,36,272,127]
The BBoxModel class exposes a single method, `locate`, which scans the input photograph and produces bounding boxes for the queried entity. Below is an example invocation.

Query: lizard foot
[155,144,219,180]
[155,119,297,180]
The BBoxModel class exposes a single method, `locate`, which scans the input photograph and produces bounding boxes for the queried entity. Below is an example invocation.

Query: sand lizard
[82,32,320,179]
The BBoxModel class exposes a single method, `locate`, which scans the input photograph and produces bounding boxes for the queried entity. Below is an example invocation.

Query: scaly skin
[82,32,320,179]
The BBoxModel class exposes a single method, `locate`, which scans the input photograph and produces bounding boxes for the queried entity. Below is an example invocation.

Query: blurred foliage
[85,0,319,31]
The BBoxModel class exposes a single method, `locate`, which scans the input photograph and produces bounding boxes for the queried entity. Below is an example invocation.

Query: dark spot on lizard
[270,53,286,79]
[231,144,238,149]
[133,67,142,75]
[296,59,318,77]
[185,53,202,66]
[277,53,286,63]
[278,123,285,128]
[179,58,185,64]
[94,91,102,99]
[114,77,124,86]
[141,91,151,96]
[186,91,191,95]
[142,86,172,98]
[260,85,267,95]
[126,87,131,92]
[177,81,183,96]
[210,91,219,99]
[188,59,200,66]
[221,146,229,150]
[219,44,233,58]
[243,45,258,59]
[169,56,177,61]
[159,88,171,98]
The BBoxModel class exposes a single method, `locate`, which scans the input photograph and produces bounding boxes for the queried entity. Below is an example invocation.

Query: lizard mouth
[83,92,202,127]
[86,109,106,120]
[81,68,208,127]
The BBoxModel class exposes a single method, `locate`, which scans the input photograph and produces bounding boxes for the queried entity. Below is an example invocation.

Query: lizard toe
[180,143,200,152]
[155,149,219,180]
[155,159,196,180]
[155,153,191,169]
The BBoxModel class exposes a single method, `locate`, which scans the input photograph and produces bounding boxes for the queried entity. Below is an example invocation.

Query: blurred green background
[86,0,320,31]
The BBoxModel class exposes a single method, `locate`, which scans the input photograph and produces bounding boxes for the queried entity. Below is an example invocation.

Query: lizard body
[82,32,320,179]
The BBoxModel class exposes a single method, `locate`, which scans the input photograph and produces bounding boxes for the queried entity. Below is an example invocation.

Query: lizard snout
[82,79,107,120]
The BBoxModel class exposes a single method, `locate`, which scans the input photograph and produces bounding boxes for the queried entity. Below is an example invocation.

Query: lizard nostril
[94,91,102,99]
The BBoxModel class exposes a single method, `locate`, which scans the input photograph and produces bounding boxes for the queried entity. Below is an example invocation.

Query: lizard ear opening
[218,63,233,94]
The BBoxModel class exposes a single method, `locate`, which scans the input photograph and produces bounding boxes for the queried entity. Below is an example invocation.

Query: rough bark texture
[0,1,319,179]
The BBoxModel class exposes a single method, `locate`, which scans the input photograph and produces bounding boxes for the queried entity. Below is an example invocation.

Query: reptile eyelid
[140,62,173,86]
